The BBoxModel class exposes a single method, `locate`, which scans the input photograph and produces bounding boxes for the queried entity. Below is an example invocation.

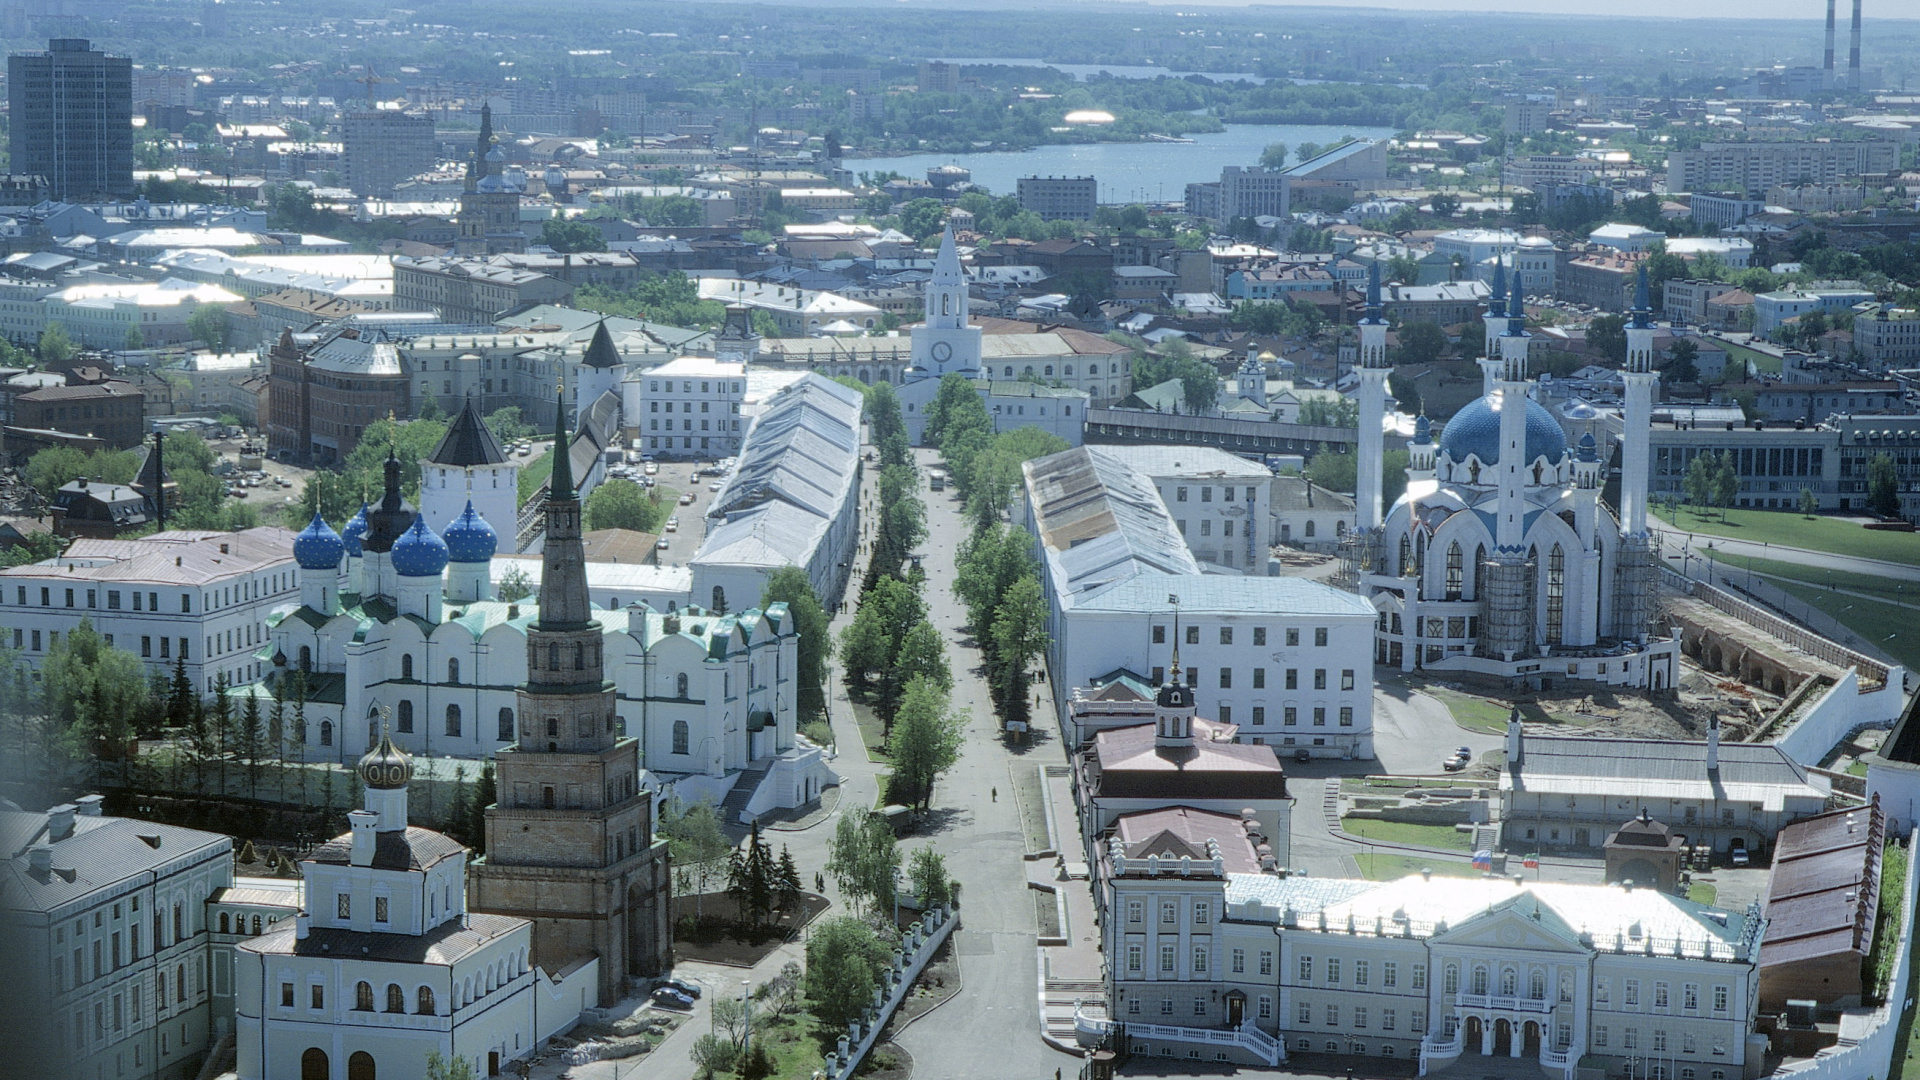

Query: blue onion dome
[443,501,498,564]
[293,512,345,571]
[1578,432,1599,462]
[391,516,450,579]
[1413,413,1432,445]
[1437,393,1568,467]
[342,503,370,558]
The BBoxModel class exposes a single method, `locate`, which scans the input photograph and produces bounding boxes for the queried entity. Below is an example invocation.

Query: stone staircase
[1041,978,1108,1048]
[720,766,768,826]
[192,1032,235,1080]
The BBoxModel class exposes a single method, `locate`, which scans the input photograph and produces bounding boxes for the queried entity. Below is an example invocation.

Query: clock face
[932,341,953,363]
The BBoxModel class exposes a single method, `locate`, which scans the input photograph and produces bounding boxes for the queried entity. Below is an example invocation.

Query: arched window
[355,981,374,1011]
[542,785,555,809]
[1305,520,1316,538]
[942,293,952,317]
[547,642,559,669]
[447,658,460,684]
[1444,964,1459,995]
[1545,544,1566,645]
[1500,968,1517,996]
[176,963,186,1003]
[1471,544,1485,599]
[416,986,435,1015]
[298,646,312,672]
[219,913,229,934]
[445,705,462,737]
[1471,966,1488,995]
[712,586,727,612]
[1445,542,1463,600]
[1044,365,1054,377]
[673,720,689,755]
[301,1049,328,1080]
[401,654,413,680]
[1398,535,1413,577]
[398,700,414,733]
[174,903,183,941]
[498,708,514,741]
[574,643,585,670]
[252,914,262,935]
[320,721,333,746]
[676,673,689,698]
[348,1050,375,1080]
[1529,970,1546,1000]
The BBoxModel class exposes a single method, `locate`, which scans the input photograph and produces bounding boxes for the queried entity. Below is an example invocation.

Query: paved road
[1655,525,1920,584]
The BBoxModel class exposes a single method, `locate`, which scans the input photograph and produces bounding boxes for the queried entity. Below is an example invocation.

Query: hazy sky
[1146,0,1908,18]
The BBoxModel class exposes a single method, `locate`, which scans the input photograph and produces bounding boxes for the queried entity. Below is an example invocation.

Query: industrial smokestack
[1849,0,1862,91]
[1824,0,1837,76]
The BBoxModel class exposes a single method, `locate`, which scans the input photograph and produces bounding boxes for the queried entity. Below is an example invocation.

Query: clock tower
[910,226,982,377]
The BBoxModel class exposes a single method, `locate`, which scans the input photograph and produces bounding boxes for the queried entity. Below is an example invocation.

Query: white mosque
[247,394,836,818]
[1355,263,1679,691]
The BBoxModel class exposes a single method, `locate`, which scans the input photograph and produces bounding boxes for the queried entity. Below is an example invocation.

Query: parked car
[709,481,723,492]
[664,521,677,532]
[680,492,695,505]
[1730,841,1750,867]
[1293,748,1311,763]
[661,978,702,1000]
[1442,755,1467,772]
[650,988,694,1010]
[1454,746,1472,763]
[644,462,658,475]
[656,538,670,550]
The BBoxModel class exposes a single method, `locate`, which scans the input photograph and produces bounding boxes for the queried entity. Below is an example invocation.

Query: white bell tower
[911,226,983,377]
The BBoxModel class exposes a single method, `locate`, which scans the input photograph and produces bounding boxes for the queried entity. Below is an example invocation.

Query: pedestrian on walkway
[816,871,825,893]
[991,787,997,802]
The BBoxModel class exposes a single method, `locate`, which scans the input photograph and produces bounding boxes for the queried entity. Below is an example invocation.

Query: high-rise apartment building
[341,108,436,197]
[8,39,133,201]
[1666,140,1899,196]
[1017,175,1098,221]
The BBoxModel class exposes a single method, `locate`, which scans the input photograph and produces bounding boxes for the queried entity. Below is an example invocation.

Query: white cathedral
[897,227,1089,447]
[245,394,836,819]
[1355,263,1680,691]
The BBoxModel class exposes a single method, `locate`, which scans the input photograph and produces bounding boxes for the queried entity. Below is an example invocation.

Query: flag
[1523,855,1540,869]
[1472,850,1493,871]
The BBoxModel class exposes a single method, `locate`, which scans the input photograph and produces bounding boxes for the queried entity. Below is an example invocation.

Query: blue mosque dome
[443,501,498,564]
[1413,413,1432,445]
[391,516,450,579]
[1578,432,1599,462]
[1437,393,1568,467]
[341,503,370,558]
[293,513,345,571]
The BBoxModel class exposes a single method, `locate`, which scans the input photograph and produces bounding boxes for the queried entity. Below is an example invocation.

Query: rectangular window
[1286,628,1299,646]
[1624,1029,1639,1051]
[1253,627,1266,646]
[1341,669,1355,690]
[1219,626,1233,645]
[1354,960,1369,986]
[1285,668,1298,689]
[1326,958,1340,984]
[1713,985,1728,1011]
[1231,948,1245,974]
[1382,1009,1395,1031]
[311,984,324,1009]
[1177,487,1187,501]
[1126,945,1142,973]
[1159,944,1175,973]
[1353,1006,1367,1029]
[1161,902,1176,924]
[1192,948,1208,974]
[1413,1011,1426,1035]
[1315,627,1328,646]
[1684,984,1698,1010]
[1298,956,1312,982]
[1314,669,1326,690]
[1252,706,1266,726]
[1595,1027,1609,1049]
[1655,982,1668,1009]
[1340,707,1354,727]
[1218,667,1231,689]
[1653,1030,1667,1053]
[1152,625,1165,644]
[1201,487,1212,503]
[374,897,389,923]
[1313,707,1326,726]
[1127,900,1143,924]
[336,894,350,919]
[1253,668,1265,689]
[1626,981,1640,1006]
[1684,1032,1697,1054]
[1325,1004,1339,1026]
[1258,996,1272,1020]
[1298,1003,1312,1025]
[1413,964,1427,990]
[1284,707,1297,726]
[1258,950,1273,976]
[1186,625,1199,645]
[108,591,120,610]
[1193,901,1210,925]
[1383,962,1397,988]
[1193,996,1206,1016]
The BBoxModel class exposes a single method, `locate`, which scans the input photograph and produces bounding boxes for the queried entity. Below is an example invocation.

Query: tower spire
[1490,256,1508,320]
[549,383,574,500]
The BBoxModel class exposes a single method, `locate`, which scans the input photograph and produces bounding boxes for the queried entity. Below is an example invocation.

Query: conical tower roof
[581,319,622,370]
[430,394,508,467]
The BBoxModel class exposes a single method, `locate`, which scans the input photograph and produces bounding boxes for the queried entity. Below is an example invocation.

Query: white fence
[1773,669,1907,769]
[1769,827,1919,1080]
[820,904,958,1080]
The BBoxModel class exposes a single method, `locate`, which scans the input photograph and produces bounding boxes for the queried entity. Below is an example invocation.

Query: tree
[238,690,265,798]
[1665,338,1700,383]
[888,676,964,811]
[1428,193,1461,218]
[123,325,144,352]
[186,304,229,351]
[803,917,892,1029]
[41,619,149,784]
[1297,396,1359,428]
[727,823,778,926]
[1868,452,1903,518]
[583,478,668,532]
[761,567,831,708]
[953,523,1039,637]
[424,1050,478,1080]
[497,565,533,605]
[38,323,75,364]
[908,846,953,908]
[775,846,804,913]
[539,217,607,253]
[866,380,910,467]
[1798,486,1819,517]
[825,810,899,917]
[1259,142,1288,169]
[1392,320,1446,366]
[470,762,495,855]
[660,798,732,912]
[987,573,1050,715]
[1131,339,1219,414]
[877,619,949,732]
[839,576,925,700]
[896,198,948,241]
[210,671,234,795]
[485,406,535,444]
[1587,314,1628,364]
[1682,451,1716,512]
[1714,455,1739,516]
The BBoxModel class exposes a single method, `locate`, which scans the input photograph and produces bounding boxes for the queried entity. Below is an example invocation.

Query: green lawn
[1686,882,1718,907]
[1353,853,1482,881]
[1741,556,1920,605]
[1715,338,1782,375]
[1341,817,1473,851]
[518,449,554,506]
[1656,506,1920,567]
[1756,576,1920,673]
[1423,687,1561,734]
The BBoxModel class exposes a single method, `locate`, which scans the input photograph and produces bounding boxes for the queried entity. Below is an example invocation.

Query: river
[849,123,1397,205]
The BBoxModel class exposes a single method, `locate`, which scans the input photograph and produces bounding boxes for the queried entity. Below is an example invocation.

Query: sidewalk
[1033,720,1104,1053]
